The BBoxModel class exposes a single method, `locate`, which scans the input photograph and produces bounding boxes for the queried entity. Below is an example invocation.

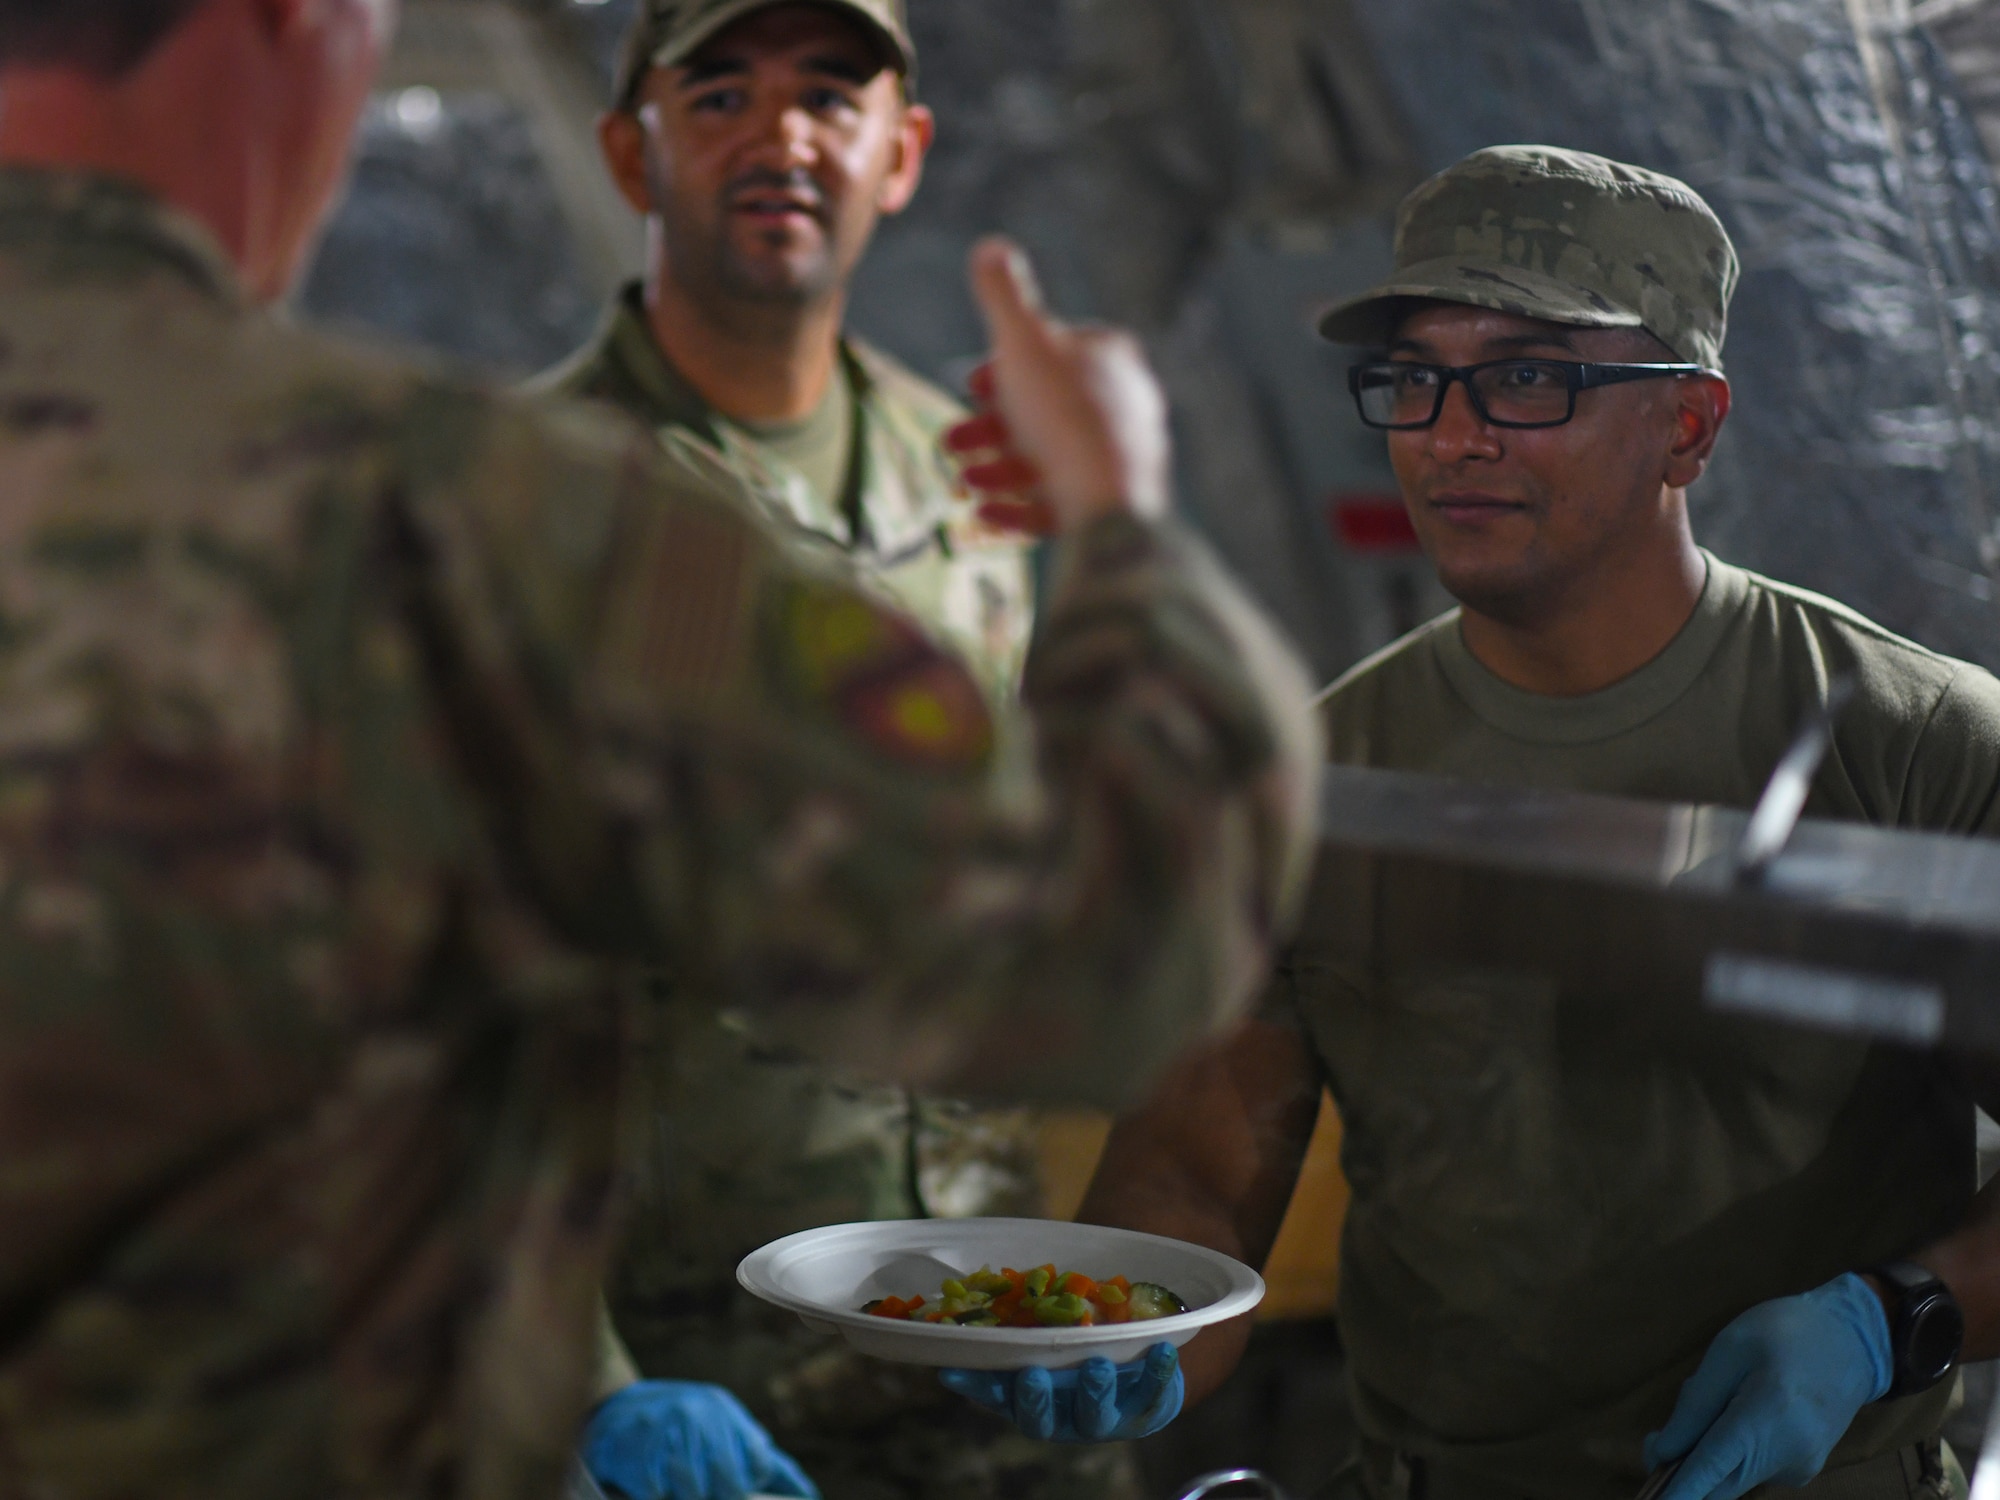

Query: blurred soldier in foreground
[528,7,1116,1499]
[956,146,2000,1500]
[0,2,1323,1497]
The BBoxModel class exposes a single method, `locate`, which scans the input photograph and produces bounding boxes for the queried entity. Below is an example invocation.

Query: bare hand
[951,238,1170,534]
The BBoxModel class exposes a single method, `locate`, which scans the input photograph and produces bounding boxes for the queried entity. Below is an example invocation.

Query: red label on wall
[1330,495,1421,555]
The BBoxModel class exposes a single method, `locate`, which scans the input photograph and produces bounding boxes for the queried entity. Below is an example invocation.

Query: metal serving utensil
[1177,1469,1290,1500]
[1736,675,1856,885]
[1633,1457,1685,1500]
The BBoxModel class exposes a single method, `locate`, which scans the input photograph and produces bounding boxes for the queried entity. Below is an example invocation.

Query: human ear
[1664,375,1731,489]
[877,99,933,216]
[598,108,655,218]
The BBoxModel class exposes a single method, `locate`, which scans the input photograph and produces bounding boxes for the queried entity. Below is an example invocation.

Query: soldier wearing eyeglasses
[956,146,2000,1500]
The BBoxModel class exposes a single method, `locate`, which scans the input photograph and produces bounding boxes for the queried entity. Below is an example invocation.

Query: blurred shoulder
[0,269,755,575]
[523,299,632,409]
[252,319,734,516]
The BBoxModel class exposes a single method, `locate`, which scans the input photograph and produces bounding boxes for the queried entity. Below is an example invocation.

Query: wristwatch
[1871,1261,1964,1399]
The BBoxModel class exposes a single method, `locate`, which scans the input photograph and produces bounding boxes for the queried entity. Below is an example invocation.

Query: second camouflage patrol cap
[614,0,915,108]
[1318,145,1740,370]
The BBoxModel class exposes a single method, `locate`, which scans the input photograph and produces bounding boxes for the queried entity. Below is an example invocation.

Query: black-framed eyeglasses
[1348,359,1718,431]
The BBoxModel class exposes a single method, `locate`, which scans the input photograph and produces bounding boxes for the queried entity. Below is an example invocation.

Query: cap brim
[1317,256,1645,345]
[650,0,913,76]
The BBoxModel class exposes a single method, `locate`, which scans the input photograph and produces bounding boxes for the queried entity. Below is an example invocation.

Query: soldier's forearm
[1079,1138,1259,1408]
[1075,1021,1323,1404]
[1916,1062,2000,1359]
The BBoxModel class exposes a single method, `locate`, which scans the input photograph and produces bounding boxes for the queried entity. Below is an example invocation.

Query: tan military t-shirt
[725,364,856,532]
[1285,553,2000,1500]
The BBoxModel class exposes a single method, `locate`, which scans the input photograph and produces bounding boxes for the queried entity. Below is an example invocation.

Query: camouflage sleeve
[398,392,1322,1111]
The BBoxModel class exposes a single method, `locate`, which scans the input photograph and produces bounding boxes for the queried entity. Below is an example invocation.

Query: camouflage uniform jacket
[534,292,1050,1403]
[0,170,1320,1500]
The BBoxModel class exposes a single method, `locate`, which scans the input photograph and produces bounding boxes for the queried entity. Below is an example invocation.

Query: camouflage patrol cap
[614,0,915,109]
[1319,145,1740,370]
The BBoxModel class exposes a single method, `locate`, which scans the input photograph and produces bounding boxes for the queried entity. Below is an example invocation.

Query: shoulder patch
[769,579,993,773]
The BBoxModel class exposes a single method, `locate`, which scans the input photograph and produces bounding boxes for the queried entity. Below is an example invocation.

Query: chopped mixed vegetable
[862,1265,1188,1328]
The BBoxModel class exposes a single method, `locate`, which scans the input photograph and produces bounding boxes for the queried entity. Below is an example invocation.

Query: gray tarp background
[304,0,2000,678]
[305,93,600,371]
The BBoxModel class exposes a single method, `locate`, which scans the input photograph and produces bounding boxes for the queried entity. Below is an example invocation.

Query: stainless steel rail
[1306,765,2000,1055]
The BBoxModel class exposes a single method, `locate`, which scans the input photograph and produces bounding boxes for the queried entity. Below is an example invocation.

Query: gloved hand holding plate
[736,1218,1263,1372]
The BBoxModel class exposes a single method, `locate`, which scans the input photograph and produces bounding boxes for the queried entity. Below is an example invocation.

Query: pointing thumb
[969,237,1057,365]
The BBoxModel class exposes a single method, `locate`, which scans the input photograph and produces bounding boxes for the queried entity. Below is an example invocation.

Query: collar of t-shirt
[1432,550,1751,745]
[605,285,860,536]
[721,368,857,527]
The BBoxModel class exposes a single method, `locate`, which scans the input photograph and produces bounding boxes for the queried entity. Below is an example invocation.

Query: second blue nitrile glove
[1644,1273,1894,1500]
[939,1341,1185,1442]
[581,1381,819,1500]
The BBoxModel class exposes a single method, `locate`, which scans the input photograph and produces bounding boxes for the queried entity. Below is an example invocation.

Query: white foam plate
[737,1217,1265,1371]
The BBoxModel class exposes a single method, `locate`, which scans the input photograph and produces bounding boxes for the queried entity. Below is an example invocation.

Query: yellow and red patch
[774,581,994,773]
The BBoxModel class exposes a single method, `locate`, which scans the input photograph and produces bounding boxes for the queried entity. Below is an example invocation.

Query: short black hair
[0,0,210,77]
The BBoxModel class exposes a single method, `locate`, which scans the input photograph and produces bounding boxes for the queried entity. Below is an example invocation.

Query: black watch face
[1907,1294,1966,1385]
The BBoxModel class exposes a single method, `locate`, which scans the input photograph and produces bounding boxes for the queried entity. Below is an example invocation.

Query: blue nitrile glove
[581,1381,819,1500]
[939,1341,1185,1442]
[1644,1274,1893,1500]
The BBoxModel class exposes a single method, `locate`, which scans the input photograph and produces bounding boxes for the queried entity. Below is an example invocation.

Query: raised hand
[948,238,1170,536]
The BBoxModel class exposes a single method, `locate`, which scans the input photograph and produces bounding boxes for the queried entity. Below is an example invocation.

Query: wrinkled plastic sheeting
[300,93,599,376]
[563,0,634,96]
[1354,0,2000,669]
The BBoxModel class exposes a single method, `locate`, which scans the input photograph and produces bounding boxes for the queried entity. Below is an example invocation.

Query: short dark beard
[1436,484,1651,631]
[651,155,842,314]
[716,169,841,306]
